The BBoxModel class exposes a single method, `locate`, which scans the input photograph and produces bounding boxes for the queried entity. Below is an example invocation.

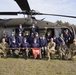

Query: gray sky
[0,0,76,25]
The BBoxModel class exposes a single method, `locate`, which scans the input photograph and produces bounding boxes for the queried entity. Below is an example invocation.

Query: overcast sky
[0,0,76,25]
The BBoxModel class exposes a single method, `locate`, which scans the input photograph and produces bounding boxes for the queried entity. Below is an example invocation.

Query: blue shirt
[8,35,15,45]
[16,36,24,44]
[32,43,39,48]
[40,38,47,47]
[21,42,30,48]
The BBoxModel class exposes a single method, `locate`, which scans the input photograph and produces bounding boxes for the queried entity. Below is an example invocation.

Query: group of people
[0,24,76,61]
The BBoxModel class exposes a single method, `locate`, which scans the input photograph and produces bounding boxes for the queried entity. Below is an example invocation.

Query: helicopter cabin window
[54,28,61,37]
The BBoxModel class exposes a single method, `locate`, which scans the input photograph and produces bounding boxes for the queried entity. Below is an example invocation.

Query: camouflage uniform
[47,42,56,60]
[0,42,9,57]
[70,43,76,60]
[59,44,68,60]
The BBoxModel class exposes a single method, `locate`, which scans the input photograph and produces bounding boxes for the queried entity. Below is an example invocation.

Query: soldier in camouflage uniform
[47,38,56,61]
[0,38,9,58]
[70,39,76,60]
[59,41,68,60]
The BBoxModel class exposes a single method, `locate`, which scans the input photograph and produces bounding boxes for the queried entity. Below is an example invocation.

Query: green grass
[0,58,76,75]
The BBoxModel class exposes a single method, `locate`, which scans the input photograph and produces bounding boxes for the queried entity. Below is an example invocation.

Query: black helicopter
[0,0,75,39]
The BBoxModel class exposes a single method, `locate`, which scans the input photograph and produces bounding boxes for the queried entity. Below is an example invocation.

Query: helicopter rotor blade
[33,12,76,18]
[0,12,18,15]
[0,11,76,19]
[14,0,31,12]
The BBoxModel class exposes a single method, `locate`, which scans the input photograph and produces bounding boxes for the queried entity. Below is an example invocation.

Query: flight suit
[46,35,52,43]
[30,27,37,35]
[32,43,39,48]
[10,42,19,57]
[21,42,30,59]
[40,38,47,58]
[24,35,30,43]
[59,44,68,60]
[0,42,9,58]
[16,27,24,34]
[8,35,15,45]
[32,43,42,59]
[70,43,76,60]
[47,42,56,60]
[29,36,35,47]
[35,36,40,44]
[63,33,72,47]
[16,35,24,45]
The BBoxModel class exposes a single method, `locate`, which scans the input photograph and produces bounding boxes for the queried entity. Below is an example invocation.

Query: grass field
[0,58,76,75]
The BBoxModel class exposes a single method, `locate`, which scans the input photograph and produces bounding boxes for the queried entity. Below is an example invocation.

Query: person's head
[3,33,6,37]
[19,24,22,28]
[47,32,50,36]
[60,33,63,37]
[32,24,35,28]
[24,38,27,43]
[26,32,29,35]
[2,38,6,43]
[53,36,56,39]
[42,35,45,40]
[31,33,34,37]
[73,39,76,45]
[50,38,54,42]
[13,39,16,43]
[35,32,38,36]
[11,32,14,36]
[19,32,22,36]
[65,29,68,34]
[34,39,37,43]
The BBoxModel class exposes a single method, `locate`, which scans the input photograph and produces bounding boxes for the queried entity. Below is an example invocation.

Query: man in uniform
[59,41,68,60]
[29,33,35,47]
[32,39,39,48]
[30,24,39,35]
[8,32,15,45]
[16,24,24,35]
[32,39,41,59]
[47,38,56,61]
[46,32,52,43]
[10,39,19,58]
[0,38,9,58]
[2,33,8,43]
[70,39,76,60]
[16,32,24,47]
[63,29,72,47]
[35,32,40,44]
[23,32,30,43]
[21,38,30,59]
[40,35,47,58]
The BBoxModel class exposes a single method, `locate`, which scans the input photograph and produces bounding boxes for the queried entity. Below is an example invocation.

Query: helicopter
[0,0,75,40]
